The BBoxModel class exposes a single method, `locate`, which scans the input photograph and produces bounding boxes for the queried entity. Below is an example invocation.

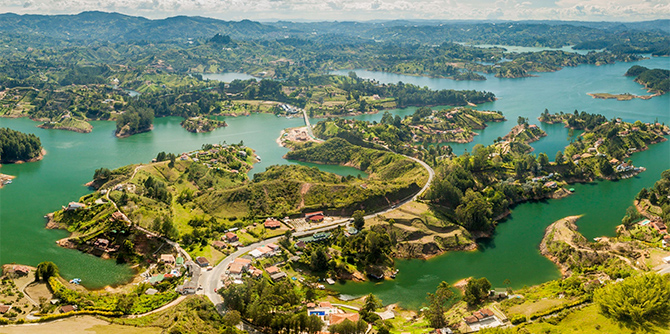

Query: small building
[177,280,197,295]
[11,265,30,276]
[65,202,86,211]
[264,218,282,229]
[307,214,325,222]
[60,305,78,313]
[544,181,558,189]
[662,235,670,248]
[270,272,287,281]
[652,221,668,235]
[160,254,176,265]
[225,232,238,242]
[305,211,324,220]
[212,240,226,249]
[111,211,129,222]
[267,243,280,251]
[464,308,502,331]
[145,288,158,295]
[330,313,360,326]
[175,256,184,266]
[265,266,280,275]
[0,305,12,314]
[196,257,210,267]
[295,240,306,249]
[93,238,110,250]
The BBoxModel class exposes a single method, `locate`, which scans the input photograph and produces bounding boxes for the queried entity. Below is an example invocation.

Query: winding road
[198,146,435,315]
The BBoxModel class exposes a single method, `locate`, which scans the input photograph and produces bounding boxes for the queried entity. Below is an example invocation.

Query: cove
[330,56,670,308]
[1,57,668,291]
[0,113,364,288]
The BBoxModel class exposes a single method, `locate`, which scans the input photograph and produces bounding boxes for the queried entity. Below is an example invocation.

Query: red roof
[305,211,324,218]
[308,214,325,221]
[330,313,360,326]
[264,218,281,228]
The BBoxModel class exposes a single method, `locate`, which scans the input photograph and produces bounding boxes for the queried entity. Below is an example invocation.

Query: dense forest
[625,65,670,94]
[0,127,42,163]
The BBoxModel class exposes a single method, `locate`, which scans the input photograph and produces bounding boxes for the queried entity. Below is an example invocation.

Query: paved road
[199,149,436,314]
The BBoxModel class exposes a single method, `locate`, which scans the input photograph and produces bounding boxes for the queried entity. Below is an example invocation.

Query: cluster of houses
[176,144,252,173]
[224,246,287,282]
[638,219,669,247]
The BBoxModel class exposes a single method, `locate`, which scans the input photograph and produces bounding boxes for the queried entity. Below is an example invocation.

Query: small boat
[569,188,575,192]
[69,278,82,284]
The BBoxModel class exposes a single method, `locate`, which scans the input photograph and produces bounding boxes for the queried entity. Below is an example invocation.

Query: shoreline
[3,148,47,164]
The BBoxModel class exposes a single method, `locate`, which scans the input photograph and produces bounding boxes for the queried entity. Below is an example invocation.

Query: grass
[0,315,161,334]
[521,304,670,334]
[189,245,226,265]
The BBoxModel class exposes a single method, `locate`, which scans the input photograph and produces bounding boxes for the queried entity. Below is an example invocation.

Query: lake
[1,57,668,297]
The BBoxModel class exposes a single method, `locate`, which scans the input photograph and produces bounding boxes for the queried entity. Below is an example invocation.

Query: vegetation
[594,272,670,329]
[220,278,325,333]
[463,277,492,307]
[34,261,59,282]
[625,65,670,95]
[0,127,42,163]
[114,295,242,334]
[115,104,154,137]
[633,169,670,223]
[181,116,227,133]
[539,109,607,130]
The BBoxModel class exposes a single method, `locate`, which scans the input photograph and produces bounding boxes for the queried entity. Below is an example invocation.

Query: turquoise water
[1,56,668,294]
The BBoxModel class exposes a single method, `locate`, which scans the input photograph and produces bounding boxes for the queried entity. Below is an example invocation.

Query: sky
[0,0,668,22]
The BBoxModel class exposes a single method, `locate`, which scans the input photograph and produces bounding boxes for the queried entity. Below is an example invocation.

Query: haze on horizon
[0,0,668,22]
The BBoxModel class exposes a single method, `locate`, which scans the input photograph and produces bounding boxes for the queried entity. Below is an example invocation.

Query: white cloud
[0,0,667,21]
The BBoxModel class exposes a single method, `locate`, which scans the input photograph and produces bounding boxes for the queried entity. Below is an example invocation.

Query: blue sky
[2,0,668,21]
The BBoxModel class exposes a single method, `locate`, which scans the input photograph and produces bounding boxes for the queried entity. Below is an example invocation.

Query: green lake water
[1,57,669,298]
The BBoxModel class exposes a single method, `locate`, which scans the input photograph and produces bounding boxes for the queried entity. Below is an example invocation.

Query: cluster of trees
[625,66,669,94]
[34,261,59,281]
[220,278,324,333]
[425,145,557,231]
[142,176,171,204]
[594,272,670,329]
[115,104,154,136]
[539,109,607,131]
[0,127,42,163]
[635,169,670,222]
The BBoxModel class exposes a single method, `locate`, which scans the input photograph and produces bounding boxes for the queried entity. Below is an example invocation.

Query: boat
[569,188,575,192]
[69,278,82,284]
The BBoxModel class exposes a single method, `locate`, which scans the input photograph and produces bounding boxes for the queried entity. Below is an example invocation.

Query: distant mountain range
[0,11,667,45]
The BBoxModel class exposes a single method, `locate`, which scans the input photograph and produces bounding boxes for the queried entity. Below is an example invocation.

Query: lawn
[520,304,670,334]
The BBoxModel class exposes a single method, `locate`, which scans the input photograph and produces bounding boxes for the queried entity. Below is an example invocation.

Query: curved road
[199,150,435,314]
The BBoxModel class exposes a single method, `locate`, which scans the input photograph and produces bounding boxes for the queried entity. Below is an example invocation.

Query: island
[587,65,669,101]
[0,127,44,163]
[180,116,227,133]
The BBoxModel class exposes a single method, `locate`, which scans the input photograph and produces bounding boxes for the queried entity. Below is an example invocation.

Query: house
[225,232,238,242]
[145,288,158,295]
[307,301,338,322]
[65,202,86,211]
[270,272,287,281]
[60,305,78,313]
[264,218,282,229]
[330,313,360,326]
[0,305,12,314]
[11,265,30,276]
[265,266,280,275]
[464,308,502,331]
[267,243,280,251]
[305,211,325,222]
[212,240,226,249]
[93,238,109,250]
[228,263,245,276]
[177,280,197,295]
[295,240,307,249]
[662,235,670,248]
[544,181,558,189]
[160,254,176,265]
[489,288,508,300]
[345,226,359,236]
[196,257,210,267]
[652,221,668,234]
[111,211,129,222]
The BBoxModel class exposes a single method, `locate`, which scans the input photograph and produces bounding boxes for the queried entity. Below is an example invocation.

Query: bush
[509,314,526,325]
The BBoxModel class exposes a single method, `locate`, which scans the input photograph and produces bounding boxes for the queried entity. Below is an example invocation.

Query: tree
[424,281,454,328]
[599,159,615,177]
[222,310,242,327]
[517,116,528,126]
[594,272,670,329]
[35,261,59,281]
[310,247,330,272]
[555,150,564,165]
[352,210,365,231]
[538,153,549,168]
[360,293,382,322]
[306,315,325,334]
[329,319,368,334]
[463,277,491,307]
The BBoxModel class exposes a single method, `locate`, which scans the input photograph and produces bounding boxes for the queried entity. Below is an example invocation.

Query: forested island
[0,127,43,163]
[625,65,669,95]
